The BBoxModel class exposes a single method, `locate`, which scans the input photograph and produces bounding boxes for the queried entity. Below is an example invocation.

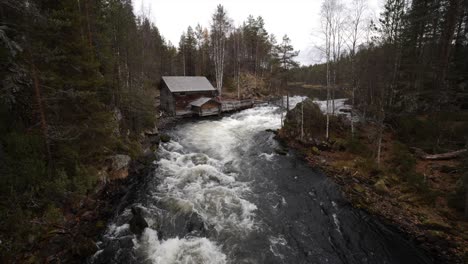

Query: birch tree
[330,0,345,115]
[346,0,367,137]
[375,0,406,167]
[210,5,231,98]
[321,0,334,140]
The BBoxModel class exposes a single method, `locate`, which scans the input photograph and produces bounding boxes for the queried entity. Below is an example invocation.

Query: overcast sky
[132,0,382,65]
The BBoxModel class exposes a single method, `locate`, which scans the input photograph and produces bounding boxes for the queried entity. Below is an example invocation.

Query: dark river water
[90,97,432,264]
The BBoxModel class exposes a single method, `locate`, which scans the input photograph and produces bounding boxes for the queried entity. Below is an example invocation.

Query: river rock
[160,134,171,143]
[107,154,131,180]
[274,148,288,155]
[145,127,160,145]
[191,154,208,165]
[118,236,134,248]
[186,213,206,234]
[129,206,148,236]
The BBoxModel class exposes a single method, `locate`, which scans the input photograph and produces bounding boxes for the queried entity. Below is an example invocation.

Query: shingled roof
[162,76,216,92]
[190,97,220,107]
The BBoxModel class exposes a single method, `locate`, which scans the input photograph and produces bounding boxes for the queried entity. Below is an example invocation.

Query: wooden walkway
[221,99,254,112]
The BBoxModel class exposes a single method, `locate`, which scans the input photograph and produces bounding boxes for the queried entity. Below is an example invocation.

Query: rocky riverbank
[275,98,468,263]
[19,127,170,263]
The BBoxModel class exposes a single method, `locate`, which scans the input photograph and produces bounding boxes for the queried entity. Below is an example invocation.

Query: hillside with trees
[280,0,468,261]
[0,1,297,262]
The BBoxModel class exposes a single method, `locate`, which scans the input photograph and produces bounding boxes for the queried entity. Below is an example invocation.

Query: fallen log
[422,149,467,160]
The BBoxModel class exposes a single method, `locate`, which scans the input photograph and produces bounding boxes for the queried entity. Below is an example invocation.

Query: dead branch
[414,148,468,160]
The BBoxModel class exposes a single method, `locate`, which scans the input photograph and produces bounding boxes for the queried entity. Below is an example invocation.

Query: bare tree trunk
[351,87,355,137]
[76,0,85,43]
[31,62,52,177]
[437,0,462,90]
[84,0,93,49]
[237,32,241,99]
[301,97,304,140]
[182,51,186,76]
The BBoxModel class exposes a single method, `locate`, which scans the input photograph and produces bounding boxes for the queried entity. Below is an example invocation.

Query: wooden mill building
[160,76,220,116]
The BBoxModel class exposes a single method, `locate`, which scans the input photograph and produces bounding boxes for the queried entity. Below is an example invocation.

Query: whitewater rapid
[90,97,432,264]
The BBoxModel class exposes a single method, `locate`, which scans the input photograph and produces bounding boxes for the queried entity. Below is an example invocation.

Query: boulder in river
[274,148,288,155]
[160,134,171,143]
[186,212,206,234]
[191,153,209,165]
[129,206,148,236]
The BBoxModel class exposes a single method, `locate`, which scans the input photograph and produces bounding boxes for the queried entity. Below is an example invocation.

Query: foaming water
[90,97,432,264]
[174,105,283,164]
[138,229,226,264]
[156,140,257,233]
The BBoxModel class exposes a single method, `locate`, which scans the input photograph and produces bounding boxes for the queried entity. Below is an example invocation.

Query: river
[90,97,432,264]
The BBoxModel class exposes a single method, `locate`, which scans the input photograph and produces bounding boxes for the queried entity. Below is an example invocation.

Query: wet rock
[129,207,148,236]
[208,175,221,184]
[149,135,160,145]
[274,148,288,155]
[191,154,208,165]
[186,213,206,234]
[118,236,134,248]
[97,241,120,263]
[160,134,171,143]
[145,127,160,145]
[265,128,278,134]
[139,151,157,166]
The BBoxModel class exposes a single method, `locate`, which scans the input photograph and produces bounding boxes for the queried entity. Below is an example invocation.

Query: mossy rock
[311,146,320,155]
[374,179,389,194]
[160,134,171,143]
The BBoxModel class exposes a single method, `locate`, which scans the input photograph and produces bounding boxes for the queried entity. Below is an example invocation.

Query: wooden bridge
[221,99,254,112]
